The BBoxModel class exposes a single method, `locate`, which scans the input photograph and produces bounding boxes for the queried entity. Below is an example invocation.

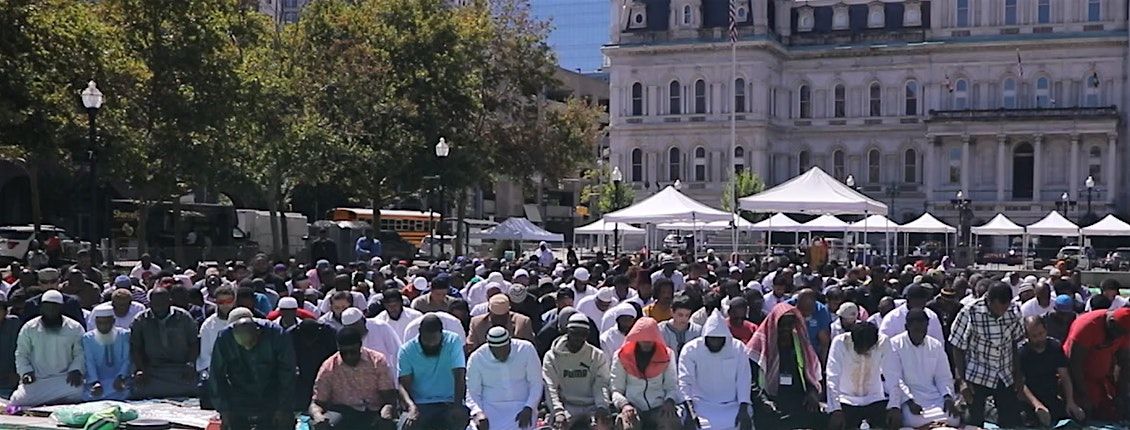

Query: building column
[924,135,936,203]
[1069,134,1080,198]
[1033,134,1043,202]
[960,134,971,195]
[996,134,1006,202]
[1108,133,1118,203]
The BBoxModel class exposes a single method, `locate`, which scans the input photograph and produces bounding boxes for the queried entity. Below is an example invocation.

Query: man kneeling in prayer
[9,290,84,406]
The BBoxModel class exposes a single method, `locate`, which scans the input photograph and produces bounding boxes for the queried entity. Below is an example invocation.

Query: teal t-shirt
[397,331,465,404]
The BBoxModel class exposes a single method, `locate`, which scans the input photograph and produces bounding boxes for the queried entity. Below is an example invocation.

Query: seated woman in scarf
[745,302,825,430]
[609,317,685,430]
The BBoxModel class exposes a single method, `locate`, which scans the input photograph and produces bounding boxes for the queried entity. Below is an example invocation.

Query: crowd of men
[1,245,1129,430]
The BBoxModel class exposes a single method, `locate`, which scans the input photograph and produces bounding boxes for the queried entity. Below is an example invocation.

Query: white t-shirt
[1020,298,1055,318]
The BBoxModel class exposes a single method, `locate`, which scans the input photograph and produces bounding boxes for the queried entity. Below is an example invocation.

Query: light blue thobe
[81,328,132,401]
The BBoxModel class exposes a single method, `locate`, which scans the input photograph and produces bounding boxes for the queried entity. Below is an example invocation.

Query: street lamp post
[1057,192,1077,218]
[611,166,623,256]
[435,137,450,260]
[951,190,973,265]
[81,81,103,242]
[1085,175,1095,217]
[845,174,856,190]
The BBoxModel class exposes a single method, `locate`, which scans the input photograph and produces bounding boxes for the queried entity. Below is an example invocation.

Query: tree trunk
[267,184,282,260]
[137,201,150,255]
[279,189,291,261]
[455,189,467,257]
[27,162,42,236]
[172,197,185,266]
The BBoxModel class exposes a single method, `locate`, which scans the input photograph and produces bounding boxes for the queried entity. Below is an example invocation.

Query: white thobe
[650,270,686,293]
[599,328,626,367]
[762,292,787,315]
[599,303,637,334]
[575,295,615,327]
[317,290,367,314]
[567,284,597,304]
[375,307,423,340]
[361,318,402,379]
[467,340,544,430]
[825,333,895,412]
[196,313,232,372]
[878,305,944,342]
[678,313,751,430]
[10,317,85,407]
[402,311,466,343]
[1020,298,1055,318]
[883,332,958,428]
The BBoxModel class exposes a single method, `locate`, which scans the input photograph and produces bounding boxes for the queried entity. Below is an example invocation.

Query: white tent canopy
[1082,214,1130,236]
[898,213,956,234]
[739,167,888,215]
[658,214,755,231]
[574,218,644,235]
[846,214,901,233]
[971,213,1024,236]
[603,185,733,224]
[750,213,804,232]
[803,214,850,231]
[481,217,564,242]
[1025,211,1080,237]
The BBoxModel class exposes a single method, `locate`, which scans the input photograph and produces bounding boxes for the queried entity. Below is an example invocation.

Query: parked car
[416,234,456,260]
[0,225,89,264]
[1057,245,1096,270]
[663,234,686,251]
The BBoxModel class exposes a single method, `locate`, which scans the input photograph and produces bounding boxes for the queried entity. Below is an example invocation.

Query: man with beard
[21,268,86,329]
[880,284,944,342]
[467,295,536,353]
[745,303,824,429]
[825,322,895,430]
[310,328,403,430]
[210,317,296,430]
[467,327,543,430]
[289,319,338,412]
[340,308,401,380]
[9,290,84,406]
[319,274,368,315]
[678,311,752,430]
[269,297,315,330]
[398,314,469,430]
[1018,316,1085,426]
[197,285,237,375]
[926,284,962,341]
[950,283,1025,427]
[542,313,612,429]
[131,287,200,399]
[600,303,638,362]
[60,269,100,309]
[375,288,423,340]
[92,288,146,329]
[82,304,131,401]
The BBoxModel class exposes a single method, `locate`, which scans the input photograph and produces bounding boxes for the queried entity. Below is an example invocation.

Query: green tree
[0,0,142,234]
[580,165,636,215]
[721,170,765,221]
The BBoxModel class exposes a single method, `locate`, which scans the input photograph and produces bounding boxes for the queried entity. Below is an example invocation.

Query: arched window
[798,84,811,118]
[1002,78,1017,108]
[733,147,745,173]
[948,148,961,183]
[1035,77,1051,108]
[833,84,846,118]
[1037,0,1050,24]
[956,0,970,27]
[1088,0,1101,21]
[734,78,746,113]
[630,148,643,182]
[904,149,917,183]
[833,150,845,179]
[1085,73,1100,107]
[867,149,881,183]
[682,5,692,25]
[668,147,681,181]
[694,79,706,114]
[669,81,681,115]
[1089,146,1102,182]
[1004,0,1017,25]
[694,147,707,181]
[631,83,643,116]
[869,82,882,117]
[904,80,918,116]
[953,79,969,109]
[798,150,811,172]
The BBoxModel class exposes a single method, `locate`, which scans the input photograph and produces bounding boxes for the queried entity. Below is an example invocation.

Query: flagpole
[729,1,739,260]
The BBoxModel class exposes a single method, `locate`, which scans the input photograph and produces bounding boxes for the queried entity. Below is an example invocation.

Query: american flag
[1015,48,1024,78]
[728,0,738,44]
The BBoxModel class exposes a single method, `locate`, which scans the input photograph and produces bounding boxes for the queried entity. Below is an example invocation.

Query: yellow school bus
[327,208,439,245]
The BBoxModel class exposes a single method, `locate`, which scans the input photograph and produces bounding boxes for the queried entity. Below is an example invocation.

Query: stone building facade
[605,0,1129,225]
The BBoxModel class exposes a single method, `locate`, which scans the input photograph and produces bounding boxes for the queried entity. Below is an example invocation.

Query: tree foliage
[721,170,765,220]
[581,165,636,214]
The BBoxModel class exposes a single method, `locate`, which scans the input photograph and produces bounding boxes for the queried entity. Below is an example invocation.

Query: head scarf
[617,317,671,379]
[745,302,822,396]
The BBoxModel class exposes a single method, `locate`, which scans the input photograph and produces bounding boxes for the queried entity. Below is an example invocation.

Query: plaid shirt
[949,298,1026,388]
